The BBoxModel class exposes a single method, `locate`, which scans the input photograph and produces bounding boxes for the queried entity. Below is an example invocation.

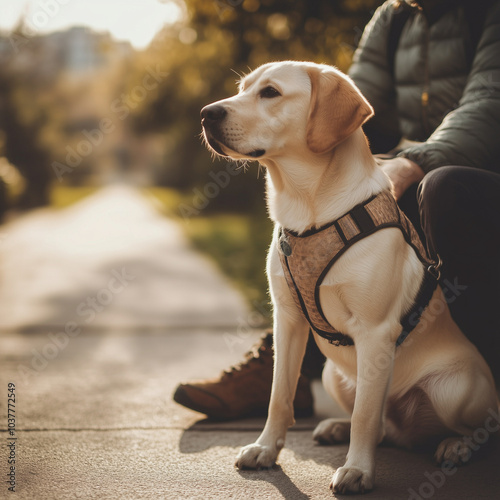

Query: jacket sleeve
[398,2,500,173]
[348,1,402,154]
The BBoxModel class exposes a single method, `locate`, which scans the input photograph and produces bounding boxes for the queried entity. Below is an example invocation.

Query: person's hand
[375,156,425,200]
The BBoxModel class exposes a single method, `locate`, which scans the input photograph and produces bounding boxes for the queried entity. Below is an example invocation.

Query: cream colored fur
[201,61,498,494]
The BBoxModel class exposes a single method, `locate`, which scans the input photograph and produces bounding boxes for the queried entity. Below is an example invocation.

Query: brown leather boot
[173,331,314,420]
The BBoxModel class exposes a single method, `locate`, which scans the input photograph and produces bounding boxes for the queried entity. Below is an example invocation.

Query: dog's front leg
[331,332,396,494]
[235,304,309,469]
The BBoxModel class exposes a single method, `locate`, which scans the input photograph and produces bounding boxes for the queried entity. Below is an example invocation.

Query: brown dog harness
[278,190,441,347]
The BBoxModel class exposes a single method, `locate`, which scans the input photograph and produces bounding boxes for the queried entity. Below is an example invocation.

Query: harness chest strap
[277,190,440,346]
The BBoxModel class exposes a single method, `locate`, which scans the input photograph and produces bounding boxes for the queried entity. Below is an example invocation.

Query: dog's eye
[259,86,281,99]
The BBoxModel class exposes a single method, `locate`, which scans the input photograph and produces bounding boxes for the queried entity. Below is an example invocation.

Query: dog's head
[201,61,373,160]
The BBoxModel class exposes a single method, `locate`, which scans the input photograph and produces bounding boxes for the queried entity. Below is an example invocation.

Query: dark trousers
[303,166,500,381]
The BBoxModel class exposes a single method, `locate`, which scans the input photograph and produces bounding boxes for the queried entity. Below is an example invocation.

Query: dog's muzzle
[200,103,265,159]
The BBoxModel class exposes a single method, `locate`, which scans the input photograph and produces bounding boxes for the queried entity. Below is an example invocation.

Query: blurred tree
[0,28,53,208]
[128,0,382,211]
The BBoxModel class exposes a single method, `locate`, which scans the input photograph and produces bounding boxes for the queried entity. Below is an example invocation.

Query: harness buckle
[427,254,442,281]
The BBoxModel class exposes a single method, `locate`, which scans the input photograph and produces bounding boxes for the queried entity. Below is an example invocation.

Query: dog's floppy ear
[306,67,374,154]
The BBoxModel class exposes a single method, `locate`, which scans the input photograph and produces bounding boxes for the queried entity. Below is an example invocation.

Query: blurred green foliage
[0,46,53,208]
[184,212,273,310]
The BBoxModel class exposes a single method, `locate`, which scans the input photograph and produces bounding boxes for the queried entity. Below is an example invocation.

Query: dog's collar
[278,190,441,347]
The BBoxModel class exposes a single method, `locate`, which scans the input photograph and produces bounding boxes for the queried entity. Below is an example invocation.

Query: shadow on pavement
[237,465,311,500]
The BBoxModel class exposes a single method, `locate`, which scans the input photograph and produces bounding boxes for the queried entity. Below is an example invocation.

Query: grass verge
[184,213,273,312]
[50,185,99,208]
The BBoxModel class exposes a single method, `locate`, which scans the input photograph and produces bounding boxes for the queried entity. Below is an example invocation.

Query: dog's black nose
[201,104,227,122]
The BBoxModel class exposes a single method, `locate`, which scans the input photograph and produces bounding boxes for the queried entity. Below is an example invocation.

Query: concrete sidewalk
[0,186,499,499]
[1,329,499,500]
[0,185,248,331]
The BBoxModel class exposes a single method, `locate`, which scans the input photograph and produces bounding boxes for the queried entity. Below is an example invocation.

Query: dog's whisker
[257,163,265,179]
[231,68,245,83]
[234,160,250,172]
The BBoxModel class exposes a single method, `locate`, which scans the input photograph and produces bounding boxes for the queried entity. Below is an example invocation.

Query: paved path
[0,185,499,499]
[0,185,248,331]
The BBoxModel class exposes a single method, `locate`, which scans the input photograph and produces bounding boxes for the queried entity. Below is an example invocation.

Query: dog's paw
[330,466,373,494]
[235,442,279,470]
[313,418,351,445]
[435,437,473,465]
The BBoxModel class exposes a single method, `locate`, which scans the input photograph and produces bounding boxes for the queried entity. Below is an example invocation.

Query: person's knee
[418,166,462,216]
[416,165,481,260]
[417,166,462,239]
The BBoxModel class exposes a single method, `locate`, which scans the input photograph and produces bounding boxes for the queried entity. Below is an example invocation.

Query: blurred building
[0,26,132,75]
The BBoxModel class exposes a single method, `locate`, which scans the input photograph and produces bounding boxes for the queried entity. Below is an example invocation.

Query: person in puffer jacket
[349,0,500,378]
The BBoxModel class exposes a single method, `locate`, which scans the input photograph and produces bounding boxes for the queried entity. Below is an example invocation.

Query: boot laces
[223,337,271,376]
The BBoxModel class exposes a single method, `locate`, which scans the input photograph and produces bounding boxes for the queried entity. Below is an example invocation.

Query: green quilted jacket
[348,0,500,173]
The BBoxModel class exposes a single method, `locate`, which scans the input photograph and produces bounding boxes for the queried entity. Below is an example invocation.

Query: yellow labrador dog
[200,61,498,494]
